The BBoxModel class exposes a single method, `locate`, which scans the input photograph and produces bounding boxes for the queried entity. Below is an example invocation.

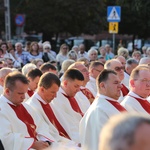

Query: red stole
[9,103,37,140]
[80,88,95,103]
[27,89,34,97]
[128,95,150,114]
[106,99,126,112]
[39,101,71,139]
[121,84,129,97]
[62,93,84,117]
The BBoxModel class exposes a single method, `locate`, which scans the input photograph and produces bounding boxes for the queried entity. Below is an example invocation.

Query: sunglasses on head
[114,66,124,72]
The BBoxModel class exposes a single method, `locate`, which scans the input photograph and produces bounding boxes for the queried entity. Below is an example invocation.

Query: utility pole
[4,0,11,41]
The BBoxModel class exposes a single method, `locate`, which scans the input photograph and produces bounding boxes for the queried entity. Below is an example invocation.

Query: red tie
[9,103,38,140]
[27,90,34,97]
[128,95,150,114]
[62,93,84,117]
[80,88,95,103]
[106,99,126,112]
[121,84,129,97]
[39,101,71,139]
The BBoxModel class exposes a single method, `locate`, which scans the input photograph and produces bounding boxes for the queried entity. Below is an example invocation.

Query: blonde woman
[56,44,69,66]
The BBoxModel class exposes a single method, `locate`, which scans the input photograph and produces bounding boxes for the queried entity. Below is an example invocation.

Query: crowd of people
[0,39,150,150]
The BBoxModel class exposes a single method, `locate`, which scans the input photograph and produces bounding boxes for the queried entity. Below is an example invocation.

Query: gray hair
[22,63,37,76]
[142,46,147,51]
[139,57,150,65]
[67,50,77,60]
[100,113,150,150]
[15,42,23,47]
[146,47,150,53]
[61,59,75,73]
[88,48,98,56]
[72,45,78,49]
[0,67,12,80]
[117,47,129,59]
[126,58,138,67]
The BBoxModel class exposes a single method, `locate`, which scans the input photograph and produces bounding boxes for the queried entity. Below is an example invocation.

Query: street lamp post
[4,0,11,41]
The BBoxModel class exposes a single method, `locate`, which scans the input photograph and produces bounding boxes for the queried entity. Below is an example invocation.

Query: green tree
[0,0,6,39]
[117,0,150,39]
[104,0,150,38]
[104,0,150,50]
[10,0,106,41]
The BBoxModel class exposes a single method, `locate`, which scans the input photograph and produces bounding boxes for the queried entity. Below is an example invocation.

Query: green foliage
[10,0,106,38]
[106,0,150,39]
[1,0,150,40]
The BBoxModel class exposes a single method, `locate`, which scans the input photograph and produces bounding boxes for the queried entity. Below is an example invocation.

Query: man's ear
[27,77,31,83]
[63,80,68,87]
[40,86,44,92]
[130,79,135,88]
[90,68,95,75]
[5,88,10,95]
[99,82,105,89]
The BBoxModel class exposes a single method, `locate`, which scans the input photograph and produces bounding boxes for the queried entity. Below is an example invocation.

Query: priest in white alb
[121,65,150,114]
[79,69,126,150]
[26,72,79,147]
[0,72,53,150]
[52,69,86,143]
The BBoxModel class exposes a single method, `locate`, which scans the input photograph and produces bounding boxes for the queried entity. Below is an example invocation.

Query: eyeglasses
[81,68,89,73]
[45,47,50,49]
[114,66,124,72]
[94,69,102,73]
[134,79,150,84]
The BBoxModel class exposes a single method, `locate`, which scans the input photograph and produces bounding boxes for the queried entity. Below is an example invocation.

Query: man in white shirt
[121,65,150,114]
[26,72,78,147]
[25,68,42,101]
[79,69,126,150]
[78,44,88,59]
[52,69,84,143]
[116,55,129,88]
[86,61,104,97]
[69,62,94,104]
[0,72,52,150]
[124,58,138,88]
[104,59,129,102]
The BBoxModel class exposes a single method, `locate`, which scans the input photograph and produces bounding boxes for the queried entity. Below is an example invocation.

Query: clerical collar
[99,94,118,102]
[80,86,86,89]
[128,91,147,100]
[125,71,130,76]
[28,88,33,91]
[60,87,68,96]
[89,76,96,81]
[1,95,17,106]
[35,93,48,104]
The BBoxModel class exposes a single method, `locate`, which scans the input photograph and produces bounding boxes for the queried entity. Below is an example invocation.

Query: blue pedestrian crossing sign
[107,6,121,22]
